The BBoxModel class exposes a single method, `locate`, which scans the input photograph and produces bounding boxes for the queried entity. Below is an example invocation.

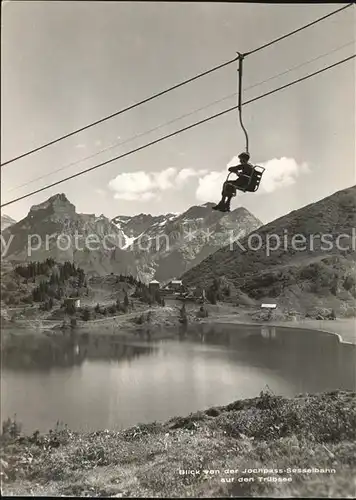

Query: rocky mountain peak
[29,193,76,220]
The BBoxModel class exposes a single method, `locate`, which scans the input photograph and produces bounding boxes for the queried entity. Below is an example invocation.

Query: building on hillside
[64,297,81,310]
[261,303,277,320]
[168,279,183,291]
[149,280,160,293]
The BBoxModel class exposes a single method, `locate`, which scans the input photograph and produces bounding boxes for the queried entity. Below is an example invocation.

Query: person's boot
[212,200,224,211]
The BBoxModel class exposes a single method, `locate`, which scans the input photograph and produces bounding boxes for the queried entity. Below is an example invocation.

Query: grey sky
[1,1,355,224]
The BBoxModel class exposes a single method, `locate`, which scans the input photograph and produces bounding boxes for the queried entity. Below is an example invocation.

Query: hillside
[0,259,167,331]
[182,186,356,317]
[1,391,355,497]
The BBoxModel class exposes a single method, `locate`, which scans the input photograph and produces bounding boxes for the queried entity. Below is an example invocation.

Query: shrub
[2,415,22,438]
[343,275,356,292]
[82,308,91,321]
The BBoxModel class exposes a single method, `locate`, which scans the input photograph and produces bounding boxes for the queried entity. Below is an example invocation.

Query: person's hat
[238,151,250,160]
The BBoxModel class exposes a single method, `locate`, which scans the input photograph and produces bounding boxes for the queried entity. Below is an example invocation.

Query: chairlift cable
[0,56,239,168]
[7,40,354,195]
[1,54,354,209]
[1,4,352,168]
[243,3,353,57]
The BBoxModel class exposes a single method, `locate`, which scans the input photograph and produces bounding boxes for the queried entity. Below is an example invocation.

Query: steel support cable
[7,40,354,194]
[2,54,354,209]
[1,3,352,167]
[0,56,239,167]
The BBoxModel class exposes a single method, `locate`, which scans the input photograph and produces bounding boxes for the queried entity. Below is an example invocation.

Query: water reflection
[184,323,356,395]
[1,332,156,371]
[260,326,276,339]
[2,324,355,433]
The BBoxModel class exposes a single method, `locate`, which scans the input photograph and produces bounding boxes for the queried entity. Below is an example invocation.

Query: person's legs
[224,194,233,211]
[212,182,229,210]
[213,180,237,211]
[223,181,237,211]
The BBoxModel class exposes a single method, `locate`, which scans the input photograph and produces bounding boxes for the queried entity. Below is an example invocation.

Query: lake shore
[267,318,356,345]
[2,304,355,345]
[198,313,356,345]
[1,390,355,498]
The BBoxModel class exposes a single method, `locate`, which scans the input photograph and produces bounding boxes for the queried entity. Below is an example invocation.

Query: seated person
[213,152,254,212]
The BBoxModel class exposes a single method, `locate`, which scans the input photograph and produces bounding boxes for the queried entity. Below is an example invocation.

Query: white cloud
[258,157,309,194]
[176,168,208,187]
[108,167,207,202]
[76,143,86,149]
[195,157,309,202]
[152,167,177,190]
[113,191,156,201]
[196,171,227,203]
[108,168,177,201]
[95,188,106,196]
[109,160,304,205]
[109,171,157,200]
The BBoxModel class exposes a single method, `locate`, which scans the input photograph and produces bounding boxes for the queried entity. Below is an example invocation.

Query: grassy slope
[1,391,355,498]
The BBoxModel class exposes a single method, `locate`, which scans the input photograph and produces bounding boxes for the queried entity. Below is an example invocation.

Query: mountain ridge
[112,203,262,282]
[1,194,262,283]
[1,214,17,231]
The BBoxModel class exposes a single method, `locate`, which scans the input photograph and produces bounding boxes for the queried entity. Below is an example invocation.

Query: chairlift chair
[225,164,265,194]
